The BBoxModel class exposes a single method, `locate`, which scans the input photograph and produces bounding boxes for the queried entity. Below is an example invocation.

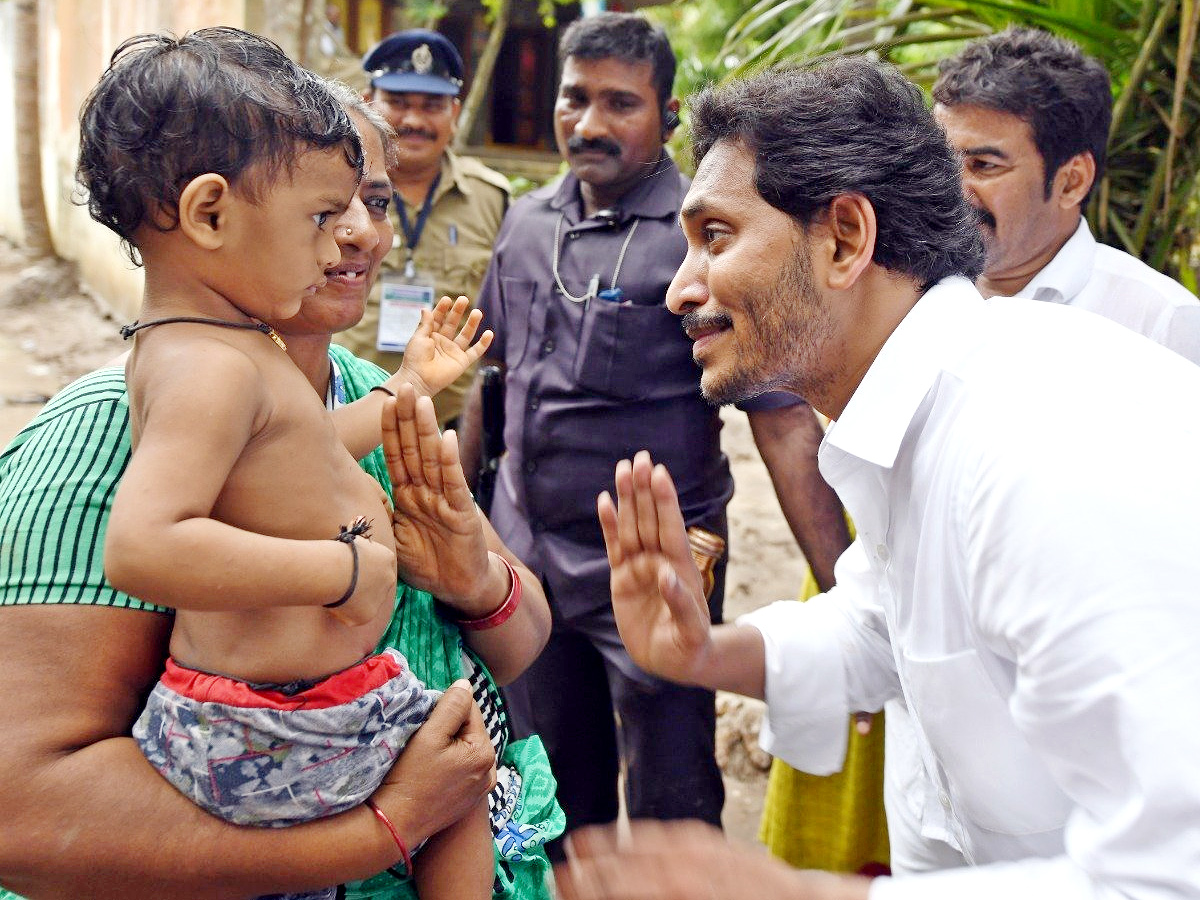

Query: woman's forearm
[456,524,551,685]
[0,606,462,899]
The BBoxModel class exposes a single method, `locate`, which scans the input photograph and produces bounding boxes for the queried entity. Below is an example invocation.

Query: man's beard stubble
[684,248,839,408]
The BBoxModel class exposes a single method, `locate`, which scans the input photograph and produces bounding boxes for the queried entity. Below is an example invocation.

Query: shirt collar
[434,149,469,201]
[548,153,684,225]
[1012,218,1094,305]
[824,276,986,469]
[393,151,465,208]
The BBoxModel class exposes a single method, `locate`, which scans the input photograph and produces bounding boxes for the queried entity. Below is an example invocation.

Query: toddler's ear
[177,173,232,250]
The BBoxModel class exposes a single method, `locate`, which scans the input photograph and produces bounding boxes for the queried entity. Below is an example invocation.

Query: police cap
[362,29,464,96]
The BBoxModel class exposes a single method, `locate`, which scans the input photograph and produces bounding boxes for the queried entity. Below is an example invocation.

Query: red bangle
[365,798,413,878]
[456,553,522,631]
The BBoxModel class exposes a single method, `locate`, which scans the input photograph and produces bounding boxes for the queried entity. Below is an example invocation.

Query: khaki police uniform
[339,149,510,425]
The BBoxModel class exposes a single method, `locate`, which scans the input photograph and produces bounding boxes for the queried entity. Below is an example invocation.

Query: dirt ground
[0,244,127,440]
[0,239,811,846]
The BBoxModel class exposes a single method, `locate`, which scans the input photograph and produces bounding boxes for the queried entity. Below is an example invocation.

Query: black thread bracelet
[325,516,372,608]
[369,385,396,398]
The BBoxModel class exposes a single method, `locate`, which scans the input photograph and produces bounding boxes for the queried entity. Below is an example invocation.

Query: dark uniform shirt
[478,155,796,616]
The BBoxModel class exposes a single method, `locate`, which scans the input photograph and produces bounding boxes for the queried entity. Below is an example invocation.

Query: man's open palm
[597,451,714,683]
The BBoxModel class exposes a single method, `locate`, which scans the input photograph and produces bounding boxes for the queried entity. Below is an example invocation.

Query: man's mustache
[398,127,438,141]
[971,203,997,231]
[680,310,733,340]
[567,136,621,158]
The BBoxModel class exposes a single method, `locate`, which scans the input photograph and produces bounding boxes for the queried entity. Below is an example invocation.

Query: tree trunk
[454,0,511,152]
[297,0,316,67]
[14,0,56,259]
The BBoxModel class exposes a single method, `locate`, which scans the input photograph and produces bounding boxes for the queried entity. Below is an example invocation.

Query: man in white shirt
[932,27,1198,361]
[869,28,1200,875]
[554,58,1200,900]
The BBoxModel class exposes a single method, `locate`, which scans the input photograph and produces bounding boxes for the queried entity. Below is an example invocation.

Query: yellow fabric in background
[758,532,891,874]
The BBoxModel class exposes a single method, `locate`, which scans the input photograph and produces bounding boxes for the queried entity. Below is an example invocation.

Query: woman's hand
[381,385,494,607]
[368,681,496,853]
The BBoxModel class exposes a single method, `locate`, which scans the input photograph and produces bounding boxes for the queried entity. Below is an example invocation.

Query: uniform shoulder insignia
[458,156,513,195]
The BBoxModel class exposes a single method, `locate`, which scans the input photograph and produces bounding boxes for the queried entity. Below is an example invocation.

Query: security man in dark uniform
[459,12,848,856]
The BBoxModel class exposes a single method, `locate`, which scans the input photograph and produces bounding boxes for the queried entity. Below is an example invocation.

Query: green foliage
[647,0,749,98]
[646,0,754,172]
[507,174,540,198]
[533,0,576,29]
[652,0,1200,283]
[395,0,450,30]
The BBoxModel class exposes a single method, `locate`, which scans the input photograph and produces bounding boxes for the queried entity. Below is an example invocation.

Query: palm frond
[714,0,1200,281]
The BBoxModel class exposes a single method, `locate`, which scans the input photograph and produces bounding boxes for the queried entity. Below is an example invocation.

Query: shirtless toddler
[78,27,493,900]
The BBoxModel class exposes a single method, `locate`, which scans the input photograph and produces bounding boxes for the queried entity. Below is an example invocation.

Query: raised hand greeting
[596,451,714,684]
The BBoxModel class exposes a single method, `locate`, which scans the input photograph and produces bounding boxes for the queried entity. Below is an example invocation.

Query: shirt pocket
[498,277,537,369]
[440,245,493,300]
[902,648,1072,836]
[573,299,698,401]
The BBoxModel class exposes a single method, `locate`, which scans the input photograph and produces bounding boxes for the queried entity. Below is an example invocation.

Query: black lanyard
[395,173,441,263]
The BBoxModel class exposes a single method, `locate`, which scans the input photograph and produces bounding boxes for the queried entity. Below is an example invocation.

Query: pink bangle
[365,798,413,878]
[456,553,522,631]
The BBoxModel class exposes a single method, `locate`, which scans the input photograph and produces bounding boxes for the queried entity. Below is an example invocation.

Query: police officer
[342,29,511,427]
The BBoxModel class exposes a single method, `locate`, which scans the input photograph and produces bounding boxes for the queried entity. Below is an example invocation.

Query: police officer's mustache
[398,126,439,141]
[567,136,621,157]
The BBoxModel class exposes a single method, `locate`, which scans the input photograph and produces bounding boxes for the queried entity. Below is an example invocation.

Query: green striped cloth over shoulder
[0,365,168,612]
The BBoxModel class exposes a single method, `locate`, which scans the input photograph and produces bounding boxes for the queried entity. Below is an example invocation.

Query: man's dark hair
[559,13,676,111]
[76,26,363,265]
[690,58,984,289]
[933,27,1112,202]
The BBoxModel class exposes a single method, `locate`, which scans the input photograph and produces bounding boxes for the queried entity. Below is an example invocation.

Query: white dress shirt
[741,277,1200,898]
[879,222,1200,875]
[1015,219,1199,363]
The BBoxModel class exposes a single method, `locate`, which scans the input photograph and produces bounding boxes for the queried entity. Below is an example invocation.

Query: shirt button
[939,791,952,810]
[541,339,555,355]
[527,397,540,411]
[875,543,890,562]
[568,231,579,240]
[524,460,538,474]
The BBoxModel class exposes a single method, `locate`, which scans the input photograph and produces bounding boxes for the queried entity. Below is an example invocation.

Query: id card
[377,270,435,352]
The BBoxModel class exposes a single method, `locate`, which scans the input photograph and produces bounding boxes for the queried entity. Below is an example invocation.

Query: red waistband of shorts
[160,651,405,710]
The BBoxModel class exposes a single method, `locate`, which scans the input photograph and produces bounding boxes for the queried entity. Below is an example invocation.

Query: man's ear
[662,98,681,141]
[177,173,233,250]
[1054,151,1095,210]
[820,193,876,291]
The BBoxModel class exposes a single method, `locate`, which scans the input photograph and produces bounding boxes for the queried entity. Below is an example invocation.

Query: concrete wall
[1,0,250,319]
